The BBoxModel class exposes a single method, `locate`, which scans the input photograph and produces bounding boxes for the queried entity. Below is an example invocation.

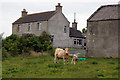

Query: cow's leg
[63,57,65,65]
[54,57,57,63]
[67,59,68,65]
[57,58,59,63]
[71,59,73,64]
[54,54,57,63]
[74,60,76,64]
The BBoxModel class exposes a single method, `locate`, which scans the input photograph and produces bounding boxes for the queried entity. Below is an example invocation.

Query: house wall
[12,21,48,36]
[87,20,118,57]
[48,12,70,48]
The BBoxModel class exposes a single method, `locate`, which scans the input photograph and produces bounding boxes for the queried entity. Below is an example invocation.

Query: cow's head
[65,48,70,55]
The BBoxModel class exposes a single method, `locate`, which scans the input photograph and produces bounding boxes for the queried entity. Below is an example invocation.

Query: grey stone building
[12,3,84,48]
[87,4,119,57]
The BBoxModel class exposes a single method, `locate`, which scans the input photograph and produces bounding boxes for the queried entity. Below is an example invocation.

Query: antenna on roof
[74,12,76,22]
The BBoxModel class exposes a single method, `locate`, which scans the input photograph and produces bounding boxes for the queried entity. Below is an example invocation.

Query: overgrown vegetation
[2,55,119,78]
[2,31,54,59]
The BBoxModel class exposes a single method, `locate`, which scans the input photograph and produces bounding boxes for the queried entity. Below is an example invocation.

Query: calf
[71,54,78,64]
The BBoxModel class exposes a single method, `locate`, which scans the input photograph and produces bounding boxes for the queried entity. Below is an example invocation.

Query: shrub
[2,47,8,59]
[2,31,53,56]
[8,42,20,56]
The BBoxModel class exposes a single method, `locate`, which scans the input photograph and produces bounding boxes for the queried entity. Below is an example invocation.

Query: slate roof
[88,4,120,21]
[69,28,84,38]
[13,11,56,24]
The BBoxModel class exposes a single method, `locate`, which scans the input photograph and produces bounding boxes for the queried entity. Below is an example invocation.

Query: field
[2,55,119,78]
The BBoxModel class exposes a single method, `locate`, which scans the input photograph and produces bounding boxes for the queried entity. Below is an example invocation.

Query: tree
[39,31,51,44]
[82,28,87,33]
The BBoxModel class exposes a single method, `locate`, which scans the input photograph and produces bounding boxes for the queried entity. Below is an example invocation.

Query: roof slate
[88,4,120,21]
[69,28,84,38]
[13,11,56,24]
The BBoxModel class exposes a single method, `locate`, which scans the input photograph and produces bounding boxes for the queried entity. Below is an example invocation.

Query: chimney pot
[22,8,28,17]
[55,3,62,12]
[58,3,61,6]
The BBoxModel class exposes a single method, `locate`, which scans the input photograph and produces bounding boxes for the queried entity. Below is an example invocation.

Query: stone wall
[87,20,118,57]
[48,12,70,48]
[12,21,48,36]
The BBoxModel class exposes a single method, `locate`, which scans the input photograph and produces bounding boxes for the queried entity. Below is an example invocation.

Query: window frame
[74,39,76,44]
[37,22,42,30]
[18,25,22,32]
[50,35,54,43]
[64,26,67,33]
[28,24,31,31]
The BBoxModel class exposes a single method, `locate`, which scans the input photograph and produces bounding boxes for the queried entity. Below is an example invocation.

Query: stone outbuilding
[12,3,84,48]
[87,4,119,57]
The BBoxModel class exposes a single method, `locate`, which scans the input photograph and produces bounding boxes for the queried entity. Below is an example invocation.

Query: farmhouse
[12,3,84,48]
[87,4,119,57]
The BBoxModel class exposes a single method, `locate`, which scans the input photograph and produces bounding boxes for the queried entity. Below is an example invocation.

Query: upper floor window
[64,26,67,33]
[28,24,31,31]
[18,25,22,32]
[37,23,41,30]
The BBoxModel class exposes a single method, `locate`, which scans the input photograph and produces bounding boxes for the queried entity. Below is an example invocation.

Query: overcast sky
[0,0,119,38]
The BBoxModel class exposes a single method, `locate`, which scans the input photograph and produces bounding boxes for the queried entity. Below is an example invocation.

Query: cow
[71,54,78,64]
[54,48,70,65]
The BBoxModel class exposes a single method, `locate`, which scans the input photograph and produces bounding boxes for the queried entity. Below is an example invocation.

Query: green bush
[2,31,53,57]
[2,47,8,59]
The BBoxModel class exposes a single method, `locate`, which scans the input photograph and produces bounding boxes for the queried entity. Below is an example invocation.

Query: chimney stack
[22,9,28,17]
[55,3,62,12]
[72,13,77,30]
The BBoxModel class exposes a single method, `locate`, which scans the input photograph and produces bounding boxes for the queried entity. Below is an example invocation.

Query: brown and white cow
[54,48,70,65]
[71,54,78,64]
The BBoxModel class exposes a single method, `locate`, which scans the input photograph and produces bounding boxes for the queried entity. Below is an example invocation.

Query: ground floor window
[78,39,82,45]
[84,43,86,46]
[74,39,82,45]
[74,39,76,44]
[50,35,54,43]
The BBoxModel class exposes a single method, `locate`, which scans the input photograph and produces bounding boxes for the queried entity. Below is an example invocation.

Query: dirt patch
[30,50,49,56]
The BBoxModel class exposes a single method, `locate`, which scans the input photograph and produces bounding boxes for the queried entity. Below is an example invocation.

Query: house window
[78,39,82,45]
[64,26,67,33]
[84,43,86,46]
[74,39,76,44]
[77,39,79,44]
[28,24,31,31]
[50,35,54,43]
[37,23,41,30]
[18,25,22,32]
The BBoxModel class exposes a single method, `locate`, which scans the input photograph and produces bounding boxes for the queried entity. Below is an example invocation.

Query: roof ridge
[13,10,56,24]
[100,4,119,8]
[27,10,56,16]
[87,4,119,21]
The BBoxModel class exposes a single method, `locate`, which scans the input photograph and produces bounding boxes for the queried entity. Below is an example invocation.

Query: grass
[2,55,119,78]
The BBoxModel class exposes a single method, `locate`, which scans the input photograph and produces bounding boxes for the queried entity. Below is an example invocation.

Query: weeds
[91,61,98,64]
